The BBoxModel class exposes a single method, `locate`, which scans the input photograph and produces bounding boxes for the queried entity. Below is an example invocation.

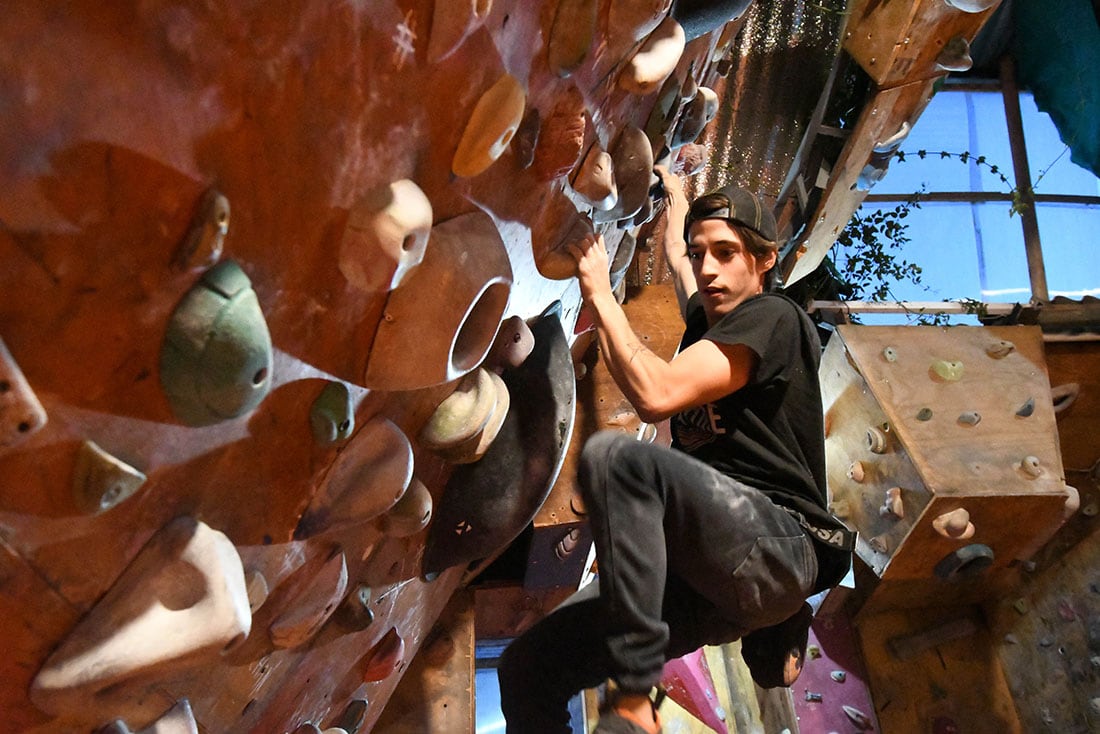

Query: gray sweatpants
[498,430,818,734]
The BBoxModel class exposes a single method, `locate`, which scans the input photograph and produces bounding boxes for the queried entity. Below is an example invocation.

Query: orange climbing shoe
[739,602,813,689]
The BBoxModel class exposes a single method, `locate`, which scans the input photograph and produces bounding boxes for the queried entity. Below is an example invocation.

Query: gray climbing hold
[957,411,981,426]
[335,584,375,632]
[917,407,933,421]
[868,535,889,554]
[160,261,273,426]
[333,698,368,734]
[935,36,972,72]
[933,543,995,580]
[1015,397,1035,418]
[554,528,581,560]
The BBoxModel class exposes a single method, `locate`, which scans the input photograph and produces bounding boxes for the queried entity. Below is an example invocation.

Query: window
[837,83,1100,324]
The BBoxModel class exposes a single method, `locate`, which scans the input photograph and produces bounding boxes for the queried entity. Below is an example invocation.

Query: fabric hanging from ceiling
[1012,0,1100,177]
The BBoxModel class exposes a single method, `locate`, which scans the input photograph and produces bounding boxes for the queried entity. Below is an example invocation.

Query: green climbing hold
[311,381,355,445]
[160,260,273,426]
[930,359,965,381]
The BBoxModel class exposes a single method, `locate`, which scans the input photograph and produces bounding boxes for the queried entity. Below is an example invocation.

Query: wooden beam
[1000,55,1049,302]
[865,192,1100,206]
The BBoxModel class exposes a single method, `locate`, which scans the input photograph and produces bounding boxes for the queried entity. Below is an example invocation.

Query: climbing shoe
[739,601,813,689]
[593,686,666,734]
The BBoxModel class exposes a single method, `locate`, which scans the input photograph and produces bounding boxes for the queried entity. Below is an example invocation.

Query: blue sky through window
[835,89,1100,324]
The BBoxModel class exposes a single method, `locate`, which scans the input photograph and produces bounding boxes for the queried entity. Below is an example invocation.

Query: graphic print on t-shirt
[672,402,727,452]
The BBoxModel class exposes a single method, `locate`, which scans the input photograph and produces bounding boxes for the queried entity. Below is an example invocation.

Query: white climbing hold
[30,517,251,719]
[1019,455,1043,478]
[1064,485,1080,519]
[1051,382,1079,414]
[957,411,981,426]
[339,179,432,293]
[72,440,147,514]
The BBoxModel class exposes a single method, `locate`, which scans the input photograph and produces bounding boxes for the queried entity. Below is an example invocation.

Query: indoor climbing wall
[0,0,741,731]
[820,325,1074,607]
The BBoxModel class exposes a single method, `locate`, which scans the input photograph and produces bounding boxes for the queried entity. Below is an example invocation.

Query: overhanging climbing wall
[820,325,1074,605]
[0,0,743,730]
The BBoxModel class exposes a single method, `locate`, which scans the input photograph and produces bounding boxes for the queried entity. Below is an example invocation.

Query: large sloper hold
[618,15,686,95]
[422,302,576,574]
[547,0,599,77]
[364,211,512,391]
[268,546,349,649]
[452,74,527,178]
[295,416,414,539]
[30,517,251,719]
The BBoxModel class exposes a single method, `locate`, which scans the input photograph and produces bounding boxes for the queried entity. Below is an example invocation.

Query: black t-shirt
[671,292,850,590]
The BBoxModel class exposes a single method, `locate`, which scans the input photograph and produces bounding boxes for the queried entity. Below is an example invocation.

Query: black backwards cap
[684,184,778,242]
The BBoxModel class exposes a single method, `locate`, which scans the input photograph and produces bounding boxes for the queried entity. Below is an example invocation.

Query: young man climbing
[498,168,853,734]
